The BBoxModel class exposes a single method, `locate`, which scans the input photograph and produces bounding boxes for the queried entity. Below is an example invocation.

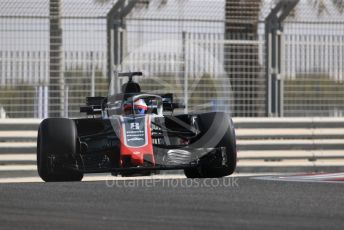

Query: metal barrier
[1,118,344,173]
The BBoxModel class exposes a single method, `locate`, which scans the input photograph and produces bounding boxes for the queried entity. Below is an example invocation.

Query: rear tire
[184,112,237,178]
[37,118,83,182]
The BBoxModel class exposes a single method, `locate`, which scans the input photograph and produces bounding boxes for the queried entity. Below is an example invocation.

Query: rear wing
[118,72,143,78]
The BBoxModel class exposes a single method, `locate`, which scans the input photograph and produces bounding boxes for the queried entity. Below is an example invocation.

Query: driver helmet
[123,99,148,115]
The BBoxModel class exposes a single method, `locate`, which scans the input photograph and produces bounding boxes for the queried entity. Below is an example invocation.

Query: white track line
[278,172,344,180]
[0,173,281,184]
[254,172,344,184]
[0,175,186,184]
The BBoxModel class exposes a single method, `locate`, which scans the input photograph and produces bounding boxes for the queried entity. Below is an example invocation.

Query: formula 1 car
[37,72,237,182]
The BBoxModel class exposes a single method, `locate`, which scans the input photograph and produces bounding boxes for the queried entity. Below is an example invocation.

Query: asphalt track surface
[0,174,344,230]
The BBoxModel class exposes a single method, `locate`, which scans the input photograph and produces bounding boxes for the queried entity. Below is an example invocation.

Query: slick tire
[184,112,237,178]
[37,118,83,182]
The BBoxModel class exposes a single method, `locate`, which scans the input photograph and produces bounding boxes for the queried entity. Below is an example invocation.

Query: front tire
[184,112,237,178]
[37,118,83,182]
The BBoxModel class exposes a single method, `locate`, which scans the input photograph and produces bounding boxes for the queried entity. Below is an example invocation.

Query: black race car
[37,72,237,182]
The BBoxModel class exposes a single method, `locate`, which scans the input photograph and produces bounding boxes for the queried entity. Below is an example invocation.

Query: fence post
[91,51,95,97]
[38,86,43,119]
[107,0,141,90]
[49,0,64,117]
[44,85,48,118]
[64,85,69,117]
[265,0,299,117]
[182,31,188,114]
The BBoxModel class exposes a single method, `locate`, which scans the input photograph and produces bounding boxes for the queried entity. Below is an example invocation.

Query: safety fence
[0,0,343,118]
[283,0,344,116]
[0,0,110,118]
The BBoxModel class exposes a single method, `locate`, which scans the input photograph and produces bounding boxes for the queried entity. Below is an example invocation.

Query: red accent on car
[119,116,155,167]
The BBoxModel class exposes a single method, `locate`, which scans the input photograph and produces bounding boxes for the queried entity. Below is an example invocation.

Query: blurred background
[1,0,344,174]
[0,0,343,119]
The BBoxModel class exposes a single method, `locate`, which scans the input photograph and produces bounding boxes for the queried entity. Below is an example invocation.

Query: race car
[37,72,237,182]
